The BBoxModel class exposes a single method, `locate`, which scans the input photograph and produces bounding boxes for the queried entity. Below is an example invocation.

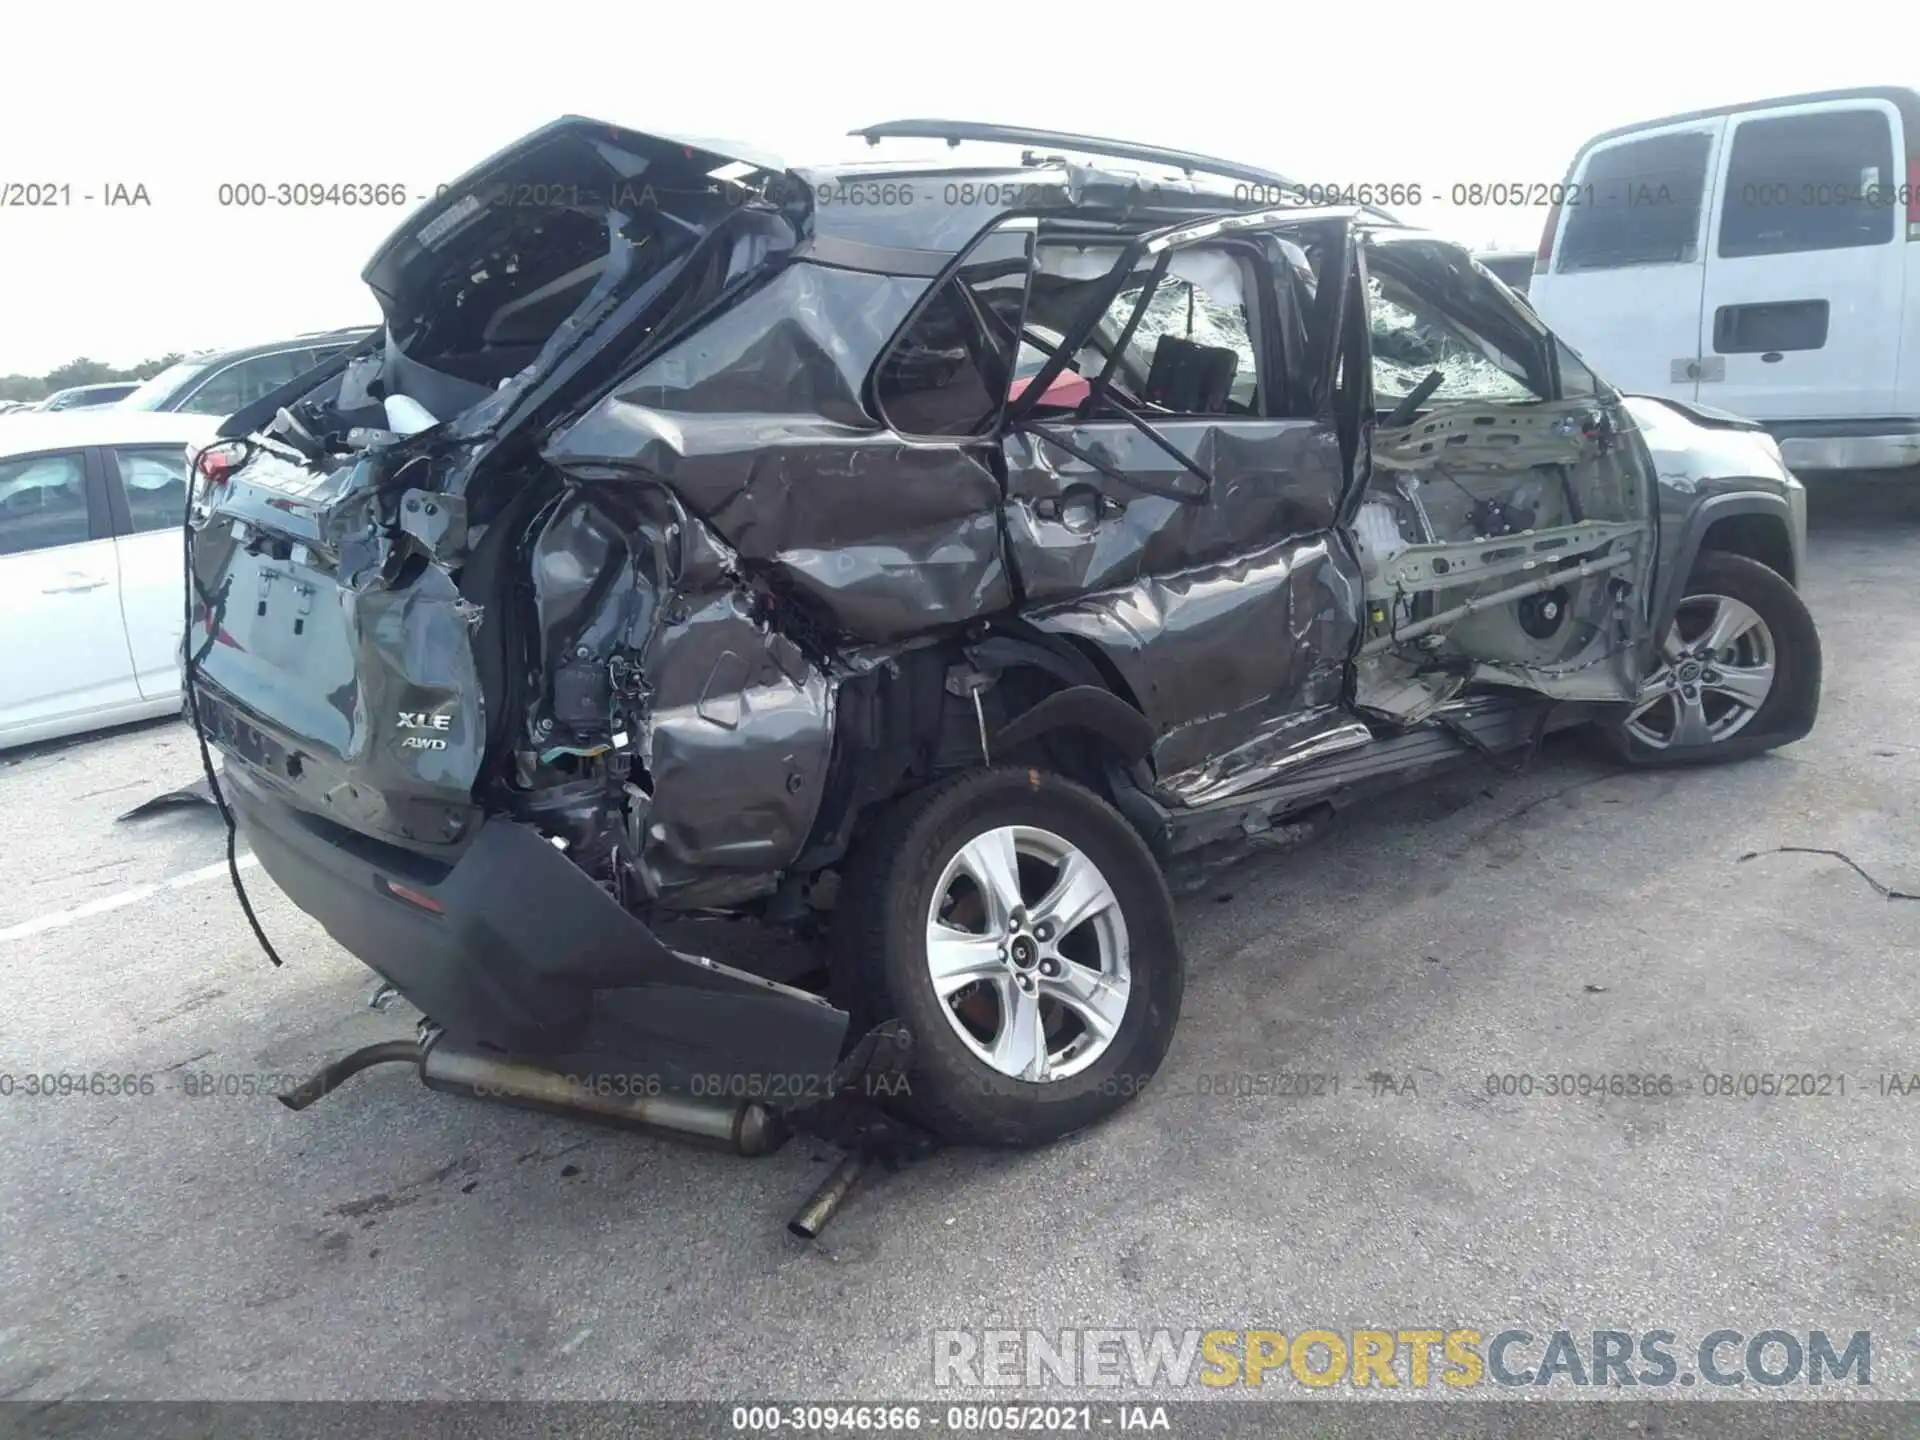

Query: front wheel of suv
[1601,551,1820,767]
[833,767,1184,1148]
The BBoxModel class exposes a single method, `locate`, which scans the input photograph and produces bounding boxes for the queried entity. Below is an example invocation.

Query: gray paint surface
[635,588,834,899]
[1622,392,1804,632]
[550,263,1017,641]
[0,487,1906,1403]
[1030,536,1357,780]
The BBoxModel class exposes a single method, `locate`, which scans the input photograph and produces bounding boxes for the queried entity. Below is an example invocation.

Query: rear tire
[833,766,1183,1148]
[1601,551,1820,766]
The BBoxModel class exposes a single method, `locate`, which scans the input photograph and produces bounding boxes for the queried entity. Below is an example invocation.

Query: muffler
[277,1035,786,1157]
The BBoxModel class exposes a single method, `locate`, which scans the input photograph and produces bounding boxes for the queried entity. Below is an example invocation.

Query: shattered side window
[873,230,1032,438]
[1105,271,1259,415]
[1367,275,1537,404]
[1018,243,1267,416]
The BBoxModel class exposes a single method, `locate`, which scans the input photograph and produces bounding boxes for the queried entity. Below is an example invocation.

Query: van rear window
[1557,131,1713,271]
[1718,109,1896,258]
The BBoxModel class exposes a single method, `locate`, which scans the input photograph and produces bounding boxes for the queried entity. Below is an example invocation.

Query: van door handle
[43,574,108,594]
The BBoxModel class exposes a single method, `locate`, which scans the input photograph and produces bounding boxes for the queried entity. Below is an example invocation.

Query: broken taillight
[195,439,250,486]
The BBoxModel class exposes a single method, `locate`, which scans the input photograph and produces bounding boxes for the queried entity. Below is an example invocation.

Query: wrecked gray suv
[186,118,1819,1153]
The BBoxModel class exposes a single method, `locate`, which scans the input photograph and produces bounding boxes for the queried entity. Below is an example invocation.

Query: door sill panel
[1162,697,1594,855]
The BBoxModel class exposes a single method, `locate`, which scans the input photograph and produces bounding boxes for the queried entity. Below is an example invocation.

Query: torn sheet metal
[1029,535,1362,780]
[548,262,1014,642]
[1158,715,1374,809]
[1002,419,1345,601]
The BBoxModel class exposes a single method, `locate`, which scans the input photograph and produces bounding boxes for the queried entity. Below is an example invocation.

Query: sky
[0,1,1906,376]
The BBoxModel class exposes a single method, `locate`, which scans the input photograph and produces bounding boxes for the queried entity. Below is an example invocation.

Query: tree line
[0,354,187,404]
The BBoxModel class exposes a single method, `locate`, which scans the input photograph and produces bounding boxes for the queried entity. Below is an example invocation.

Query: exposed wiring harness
[180,453,284,968]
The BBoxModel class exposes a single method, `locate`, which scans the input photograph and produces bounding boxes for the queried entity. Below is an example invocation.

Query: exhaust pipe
[278,1039,423,1110]
[787,1152,868,1239]
[420,1043,786,1157]
[277,1036,786,1157]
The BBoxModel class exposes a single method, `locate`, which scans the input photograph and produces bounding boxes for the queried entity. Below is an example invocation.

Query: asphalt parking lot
[1,480,1916,1406]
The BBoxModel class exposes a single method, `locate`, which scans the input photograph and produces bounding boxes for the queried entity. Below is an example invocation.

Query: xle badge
[397,711,451,750]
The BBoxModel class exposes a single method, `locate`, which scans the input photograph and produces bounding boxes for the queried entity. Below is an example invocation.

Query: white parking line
[0,855,258,945]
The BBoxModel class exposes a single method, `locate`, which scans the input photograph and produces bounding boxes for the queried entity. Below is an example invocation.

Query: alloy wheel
[1624,593,1776,750]
[924,825,1131,1082]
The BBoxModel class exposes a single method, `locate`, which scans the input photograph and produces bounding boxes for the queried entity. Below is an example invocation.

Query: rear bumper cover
[221,762,848,1091]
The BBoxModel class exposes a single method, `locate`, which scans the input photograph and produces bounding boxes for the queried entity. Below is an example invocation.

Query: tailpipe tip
[787,1152,869,1240]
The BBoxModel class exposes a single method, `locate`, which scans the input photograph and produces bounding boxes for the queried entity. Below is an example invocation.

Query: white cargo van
[1528,86,1920,472]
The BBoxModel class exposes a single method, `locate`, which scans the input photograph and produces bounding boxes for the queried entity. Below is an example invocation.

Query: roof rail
[852,119,1403,225]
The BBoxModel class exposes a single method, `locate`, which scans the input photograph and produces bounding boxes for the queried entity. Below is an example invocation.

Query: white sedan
[0,410,222,750]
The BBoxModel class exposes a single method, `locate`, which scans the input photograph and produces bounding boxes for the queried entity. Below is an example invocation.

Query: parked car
[1474,249,1535,295]
[117,327,377,419]
[1528,85,1920,473]
[0,410,220,750]
[187,117,1818,1154]
[30,382,139,412]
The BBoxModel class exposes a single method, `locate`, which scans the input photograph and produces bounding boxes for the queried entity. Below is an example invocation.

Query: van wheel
[833,767,1183,1148]
[1602,551,1820,766]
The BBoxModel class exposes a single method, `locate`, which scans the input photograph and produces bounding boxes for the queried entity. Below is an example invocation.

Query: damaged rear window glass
[874,231,1032,437]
